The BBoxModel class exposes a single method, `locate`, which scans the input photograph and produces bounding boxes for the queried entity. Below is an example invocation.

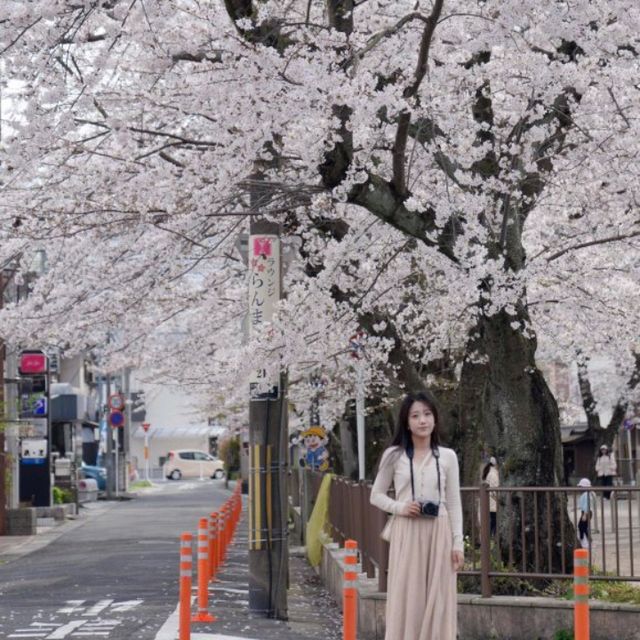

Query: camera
[418,501,439,518]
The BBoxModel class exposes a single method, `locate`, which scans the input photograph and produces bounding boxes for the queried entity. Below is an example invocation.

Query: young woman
[370,391,463,640]
[481,456,499,536]
[595,444,617,499]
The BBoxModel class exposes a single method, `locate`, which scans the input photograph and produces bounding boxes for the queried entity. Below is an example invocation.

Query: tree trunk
[451,310,562,486]
[444,308,572,573]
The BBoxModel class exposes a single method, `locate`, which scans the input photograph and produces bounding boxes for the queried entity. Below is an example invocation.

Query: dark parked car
[80,462,107,491]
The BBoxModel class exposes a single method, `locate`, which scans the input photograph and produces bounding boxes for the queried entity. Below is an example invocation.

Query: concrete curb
[318,536,640,640]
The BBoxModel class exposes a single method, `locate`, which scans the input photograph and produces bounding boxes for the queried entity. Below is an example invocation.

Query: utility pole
[122,367,132,491]
[0,272,6,534]
[248,219,288,619]
[0,339,5,536]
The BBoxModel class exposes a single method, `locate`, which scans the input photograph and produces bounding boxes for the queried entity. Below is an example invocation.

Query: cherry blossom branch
[345,12,430,70]
[0,16,42,56]
[546,230,640,262]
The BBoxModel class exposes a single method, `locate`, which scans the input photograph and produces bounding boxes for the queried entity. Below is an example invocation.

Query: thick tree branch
[350,174,458,262]
[392,0,443,195]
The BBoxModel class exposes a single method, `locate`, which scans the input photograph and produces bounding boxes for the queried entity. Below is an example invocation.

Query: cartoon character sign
[299,426,329,472]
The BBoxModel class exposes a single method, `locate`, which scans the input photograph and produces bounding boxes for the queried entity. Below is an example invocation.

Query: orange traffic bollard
[209,512,219,581]
[219,505,228,564]
[192,518,215,623]
[179,532,192,640]
[574,548,590,640]
[343,539,358,640]
[225,502,232,547]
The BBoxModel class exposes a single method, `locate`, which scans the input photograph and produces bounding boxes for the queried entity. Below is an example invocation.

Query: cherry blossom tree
[1,0,639,534]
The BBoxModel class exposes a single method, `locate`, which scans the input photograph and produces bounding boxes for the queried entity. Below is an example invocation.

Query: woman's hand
[452,550,464,572]
[400,501,421,518]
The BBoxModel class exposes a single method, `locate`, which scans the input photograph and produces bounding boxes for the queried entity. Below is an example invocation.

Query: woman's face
[407,401,435,440]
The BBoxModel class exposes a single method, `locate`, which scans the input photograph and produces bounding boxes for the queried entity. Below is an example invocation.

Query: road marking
[192,635,259,639]
[153,603,180,640]
[8,600,140,639]
[57,602,85,614]
[153,602,261,640]
[82,599,113,616]
[45,621,86,639]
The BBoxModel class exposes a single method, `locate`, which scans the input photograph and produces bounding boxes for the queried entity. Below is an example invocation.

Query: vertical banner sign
[248,235,280,400]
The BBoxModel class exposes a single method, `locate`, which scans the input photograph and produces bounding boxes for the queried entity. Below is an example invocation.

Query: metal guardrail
[294,469,640,597]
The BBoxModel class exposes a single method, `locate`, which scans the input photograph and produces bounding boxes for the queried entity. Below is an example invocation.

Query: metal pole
[122,367,131,491]
[6,346,20,509]
[114,428,119,497]
[356,361,365,481]
[479,482,492,597]
[46,357,52,507]
[627,428,634,483]
[144,429,150,482]
[105,375,114,499]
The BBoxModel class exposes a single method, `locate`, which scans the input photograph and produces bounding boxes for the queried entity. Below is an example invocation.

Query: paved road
[0,480,226,640]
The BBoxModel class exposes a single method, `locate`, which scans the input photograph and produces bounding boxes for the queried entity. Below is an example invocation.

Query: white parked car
[164,449,225,480]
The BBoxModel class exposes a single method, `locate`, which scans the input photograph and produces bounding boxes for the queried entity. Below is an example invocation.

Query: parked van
[164,449,225,480]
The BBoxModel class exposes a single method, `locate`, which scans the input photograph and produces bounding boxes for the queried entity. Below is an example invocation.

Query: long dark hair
[481,462,493,481]
[389,390,442,454]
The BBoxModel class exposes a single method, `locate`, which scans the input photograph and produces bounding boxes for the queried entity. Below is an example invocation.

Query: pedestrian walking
[370,391,463,640]
[577,478,596,548]
[595,444,617,499]
[481,456,499,537]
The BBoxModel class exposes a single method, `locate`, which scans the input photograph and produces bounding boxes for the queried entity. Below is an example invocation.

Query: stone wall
[6,508,37,535]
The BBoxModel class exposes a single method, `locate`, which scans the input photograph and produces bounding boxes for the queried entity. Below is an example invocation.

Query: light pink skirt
[385,511,457,640]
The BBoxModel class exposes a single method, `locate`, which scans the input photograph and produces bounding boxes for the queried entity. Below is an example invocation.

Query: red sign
[142,422,151,433]
[253,237,272,257]
[108,394,124,411]
[19,351,48,375]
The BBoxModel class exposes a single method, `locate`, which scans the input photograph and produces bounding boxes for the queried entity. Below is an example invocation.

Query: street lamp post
[349,332,367,481]
[355,361,365,481]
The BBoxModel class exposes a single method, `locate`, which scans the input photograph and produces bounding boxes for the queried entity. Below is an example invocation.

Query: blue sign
[109,410,125,428]
[33,397,47,417]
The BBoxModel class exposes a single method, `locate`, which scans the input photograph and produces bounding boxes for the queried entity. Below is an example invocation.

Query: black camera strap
[409,447,441,503]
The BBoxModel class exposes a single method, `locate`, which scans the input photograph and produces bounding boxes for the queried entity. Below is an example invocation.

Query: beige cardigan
[370,446,464,552]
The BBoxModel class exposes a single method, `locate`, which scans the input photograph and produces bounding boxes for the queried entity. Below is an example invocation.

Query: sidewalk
[0,500,119,563]
[156,506,343,640]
